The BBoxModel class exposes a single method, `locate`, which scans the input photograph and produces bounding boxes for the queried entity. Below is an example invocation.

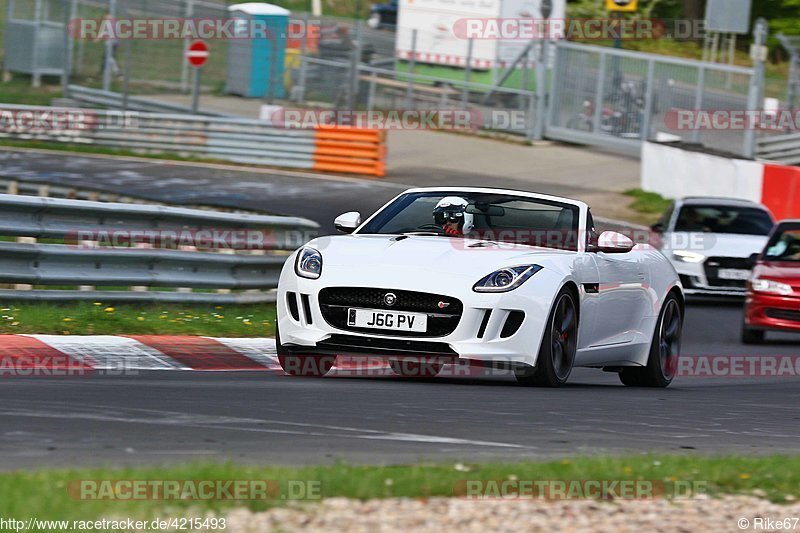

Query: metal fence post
[102,0,117,92]
[743,18,767,159]
[592,52,607,136]
[532,39,548,140]
[367,71,377,112]
[462,38,473,108]
[640,58,655,142]
[405,29,417,109]
[295,12,310,103]
[75,0,84,76]
[32,0,43,87]
[181,0,195,93]
[691,66,705,144]
[545,42,561,131]
[347,20,363,110]
[61,0,74,97]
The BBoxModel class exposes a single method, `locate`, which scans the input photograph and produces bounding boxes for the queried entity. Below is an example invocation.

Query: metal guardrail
[0,194,319,303]
[757,132,800,166]
[68,85,231,117]
[0,103,387,177]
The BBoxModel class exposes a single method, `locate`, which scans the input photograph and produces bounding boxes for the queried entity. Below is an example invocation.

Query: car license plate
[718,268,751,281]
[347,308,428,332]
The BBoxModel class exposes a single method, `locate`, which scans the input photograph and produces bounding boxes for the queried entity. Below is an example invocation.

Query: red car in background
[742,220,800,343]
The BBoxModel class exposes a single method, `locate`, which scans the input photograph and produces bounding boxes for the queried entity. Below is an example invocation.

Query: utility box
[226,3,289,99]
[3,0,69,86]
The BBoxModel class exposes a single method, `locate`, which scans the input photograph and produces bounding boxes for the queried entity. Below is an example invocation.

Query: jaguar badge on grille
[438,301,450,309]
[384,292,397,306]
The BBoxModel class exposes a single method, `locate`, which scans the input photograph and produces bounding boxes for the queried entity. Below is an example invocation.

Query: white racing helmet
[433,196,473,234]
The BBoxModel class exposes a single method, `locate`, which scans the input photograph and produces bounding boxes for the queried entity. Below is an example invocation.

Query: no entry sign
[187,40,210,68]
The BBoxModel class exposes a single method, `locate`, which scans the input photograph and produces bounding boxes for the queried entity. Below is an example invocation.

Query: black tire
[389,359,443,378]
[619,294,682,388]
[276,322,335,377]
[516,288,578,387]
[741,326,765,345]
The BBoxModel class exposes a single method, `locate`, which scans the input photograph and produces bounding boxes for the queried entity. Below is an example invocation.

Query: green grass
[624,188,672,216]
[0,139,235,165]
[1,455,799,526]
[0,77,61,106]
[0,302,276,337]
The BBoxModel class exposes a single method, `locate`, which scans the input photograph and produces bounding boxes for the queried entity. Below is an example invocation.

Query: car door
[592,251,648,347]
[585,210,649,348]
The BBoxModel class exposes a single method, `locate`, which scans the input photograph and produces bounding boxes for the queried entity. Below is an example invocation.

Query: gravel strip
[224,496,800,532]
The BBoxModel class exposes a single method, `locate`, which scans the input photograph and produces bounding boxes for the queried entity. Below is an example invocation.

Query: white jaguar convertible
[276,188,684,387]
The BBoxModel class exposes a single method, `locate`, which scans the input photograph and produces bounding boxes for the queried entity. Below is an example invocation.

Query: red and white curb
[0,335,393,375]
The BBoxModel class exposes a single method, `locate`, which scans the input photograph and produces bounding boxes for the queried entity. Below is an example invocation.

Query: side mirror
[594,231,635,254]
[334,211,361,234]
[748,252,760,266]
[650,222,665,234]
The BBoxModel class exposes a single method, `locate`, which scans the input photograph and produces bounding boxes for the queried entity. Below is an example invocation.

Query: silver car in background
[651,197,775,296]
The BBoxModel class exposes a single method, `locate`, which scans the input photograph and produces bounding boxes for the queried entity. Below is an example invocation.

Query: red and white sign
[186,40,210,68]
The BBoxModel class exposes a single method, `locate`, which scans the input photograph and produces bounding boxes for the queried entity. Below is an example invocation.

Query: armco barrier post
[744,18,768,159]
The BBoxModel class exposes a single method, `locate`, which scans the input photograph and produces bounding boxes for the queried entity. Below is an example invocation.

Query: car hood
[668,232,769,258]
[307,234,575,281]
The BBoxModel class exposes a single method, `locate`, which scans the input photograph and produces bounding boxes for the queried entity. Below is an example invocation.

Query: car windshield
[764,224,800,262]
[674,205,773,236]
[357,192,581,251]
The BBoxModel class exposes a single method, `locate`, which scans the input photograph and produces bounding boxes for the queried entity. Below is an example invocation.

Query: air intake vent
[301,294,313,325]
[500,311,525,338]
[477,310,492,338]
[286,292,300,321]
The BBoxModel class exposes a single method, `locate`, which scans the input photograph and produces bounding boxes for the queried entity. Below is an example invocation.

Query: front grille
[703,257,751,288]
[765,308,800,323]
[318,287,462,337]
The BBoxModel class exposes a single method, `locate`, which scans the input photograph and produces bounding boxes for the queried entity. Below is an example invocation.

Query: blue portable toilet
[226,3,289,99]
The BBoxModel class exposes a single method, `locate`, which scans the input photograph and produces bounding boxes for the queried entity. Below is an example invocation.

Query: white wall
[641,142,763,202]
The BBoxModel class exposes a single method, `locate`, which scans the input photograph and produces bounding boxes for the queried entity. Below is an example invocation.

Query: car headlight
[749,277,793,296]
[673,250,706,263]
[473,265,543,293]
[295,247,322,279]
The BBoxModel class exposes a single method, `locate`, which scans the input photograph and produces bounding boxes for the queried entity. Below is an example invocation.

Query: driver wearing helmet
[433,196,474,236]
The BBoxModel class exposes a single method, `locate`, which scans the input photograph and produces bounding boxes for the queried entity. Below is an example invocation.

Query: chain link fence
[546,41,757,156]
[1,0,776,157]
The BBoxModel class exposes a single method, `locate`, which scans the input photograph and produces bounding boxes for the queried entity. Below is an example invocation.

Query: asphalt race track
[1,301,799,471]
[0,149,798,470]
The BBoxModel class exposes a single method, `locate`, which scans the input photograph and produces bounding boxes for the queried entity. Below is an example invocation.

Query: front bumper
[670,257,748,297]
[745,292,800,333]
[277,269,560,368]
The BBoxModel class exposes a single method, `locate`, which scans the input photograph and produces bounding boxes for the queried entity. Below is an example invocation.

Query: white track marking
[0,402,527,449]
[209,337,279,369]
[24,335,188,370]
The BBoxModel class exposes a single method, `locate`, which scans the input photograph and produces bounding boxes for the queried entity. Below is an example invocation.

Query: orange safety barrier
[312,125,387,177]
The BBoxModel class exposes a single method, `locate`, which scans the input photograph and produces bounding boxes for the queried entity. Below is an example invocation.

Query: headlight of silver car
[473,265,543,293]
[672,250,706,263]
[295,247,323,279]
